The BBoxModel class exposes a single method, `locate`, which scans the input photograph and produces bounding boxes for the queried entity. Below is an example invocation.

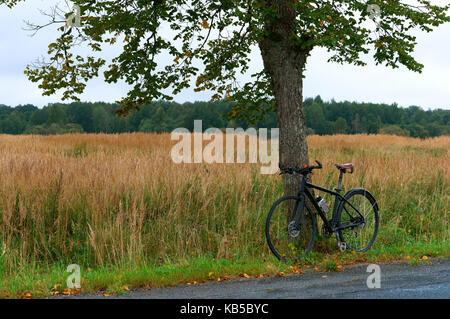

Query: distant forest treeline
[0,96,448,138]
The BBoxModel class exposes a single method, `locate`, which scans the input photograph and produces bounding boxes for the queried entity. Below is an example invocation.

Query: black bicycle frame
[293,173,364,232]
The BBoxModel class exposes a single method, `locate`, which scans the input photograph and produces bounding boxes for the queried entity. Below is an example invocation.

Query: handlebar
[279,160,322,175]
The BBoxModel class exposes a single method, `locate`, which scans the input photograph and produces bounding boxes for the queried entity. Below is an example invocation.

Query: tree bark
[258,0,310,197]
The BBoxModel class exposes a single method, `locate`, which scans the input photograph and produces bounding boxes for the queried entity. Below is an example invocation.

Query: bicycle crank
[321,223,333,239]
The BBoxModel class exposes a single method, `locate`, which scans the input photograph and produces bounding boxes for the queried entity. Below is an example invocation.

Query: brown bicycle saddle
[335,163,354,174]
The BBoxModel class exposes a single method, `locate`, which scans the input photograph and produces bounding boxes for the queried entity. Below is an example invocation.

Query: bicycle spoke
[266,196,315,261]
[338,191,378,252]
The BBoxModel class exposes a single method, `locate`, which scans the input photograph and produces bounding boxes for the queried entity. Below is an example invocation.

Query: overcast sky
[0,0,449,110]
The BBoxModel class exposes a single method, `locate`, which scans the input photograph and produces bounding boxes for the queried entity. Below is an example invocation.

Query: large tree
[2,0,449,196]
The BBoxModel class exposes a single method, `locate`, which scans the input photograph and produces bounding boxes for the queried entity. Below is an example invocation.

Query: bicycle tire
[265,195,316,261]
[336,188,379,252]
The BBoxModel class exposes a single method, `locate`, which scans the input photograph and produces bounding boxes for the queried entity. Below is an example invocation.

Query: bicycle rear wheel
[265,195,316,261]
[337,188,379,252]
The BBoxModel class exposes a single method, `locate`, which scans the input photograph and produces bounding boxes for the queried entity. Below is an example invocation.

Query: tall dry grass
[0,133,448,273]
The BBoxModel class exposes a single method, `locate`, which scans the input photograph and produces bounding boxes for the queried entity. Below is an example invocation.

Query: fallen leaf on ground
[62,288,72,295]
[292,266,302,274]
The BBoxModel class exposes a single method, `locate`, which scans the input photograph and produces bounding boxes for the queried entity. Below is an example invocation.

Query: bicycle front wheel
[337,188,379,252]
[265,195,316,261]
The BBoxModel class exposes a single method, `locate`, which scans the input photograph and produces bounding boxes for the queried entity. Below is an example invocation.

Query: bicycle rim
[266,196,316,261]
[338,191,379,252]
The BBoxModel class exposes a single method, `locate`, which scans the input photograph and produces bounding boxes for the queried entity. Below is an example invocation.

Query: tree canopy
[2,0,449,122]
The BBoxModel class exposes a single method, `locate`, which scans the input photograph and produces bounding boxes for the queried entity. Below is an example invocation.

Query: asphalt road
[63,258,449,299]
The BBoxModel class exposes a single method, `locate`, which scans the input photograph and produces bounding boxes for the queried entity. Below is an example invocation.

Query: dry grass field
[0,133,448,296]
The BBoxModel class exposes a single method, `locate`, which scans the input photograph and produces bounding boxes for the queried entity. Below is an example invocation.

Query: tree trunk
[259,0,317,242]
[258,0,310,197]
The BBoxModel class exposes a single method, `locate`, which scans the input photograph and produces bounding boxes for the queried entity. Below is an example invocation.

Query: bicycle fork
[292,194,305,231]
[284,195,301,238]
[289,178,307,235]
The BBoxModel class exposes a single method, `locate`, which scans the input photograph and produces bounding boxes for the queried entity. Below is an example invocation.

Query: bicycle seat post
[336,170,344,193]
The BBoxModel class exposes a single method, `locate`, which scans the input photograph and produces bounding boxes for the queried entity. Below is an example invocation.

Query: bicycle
[265,160,379,261]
